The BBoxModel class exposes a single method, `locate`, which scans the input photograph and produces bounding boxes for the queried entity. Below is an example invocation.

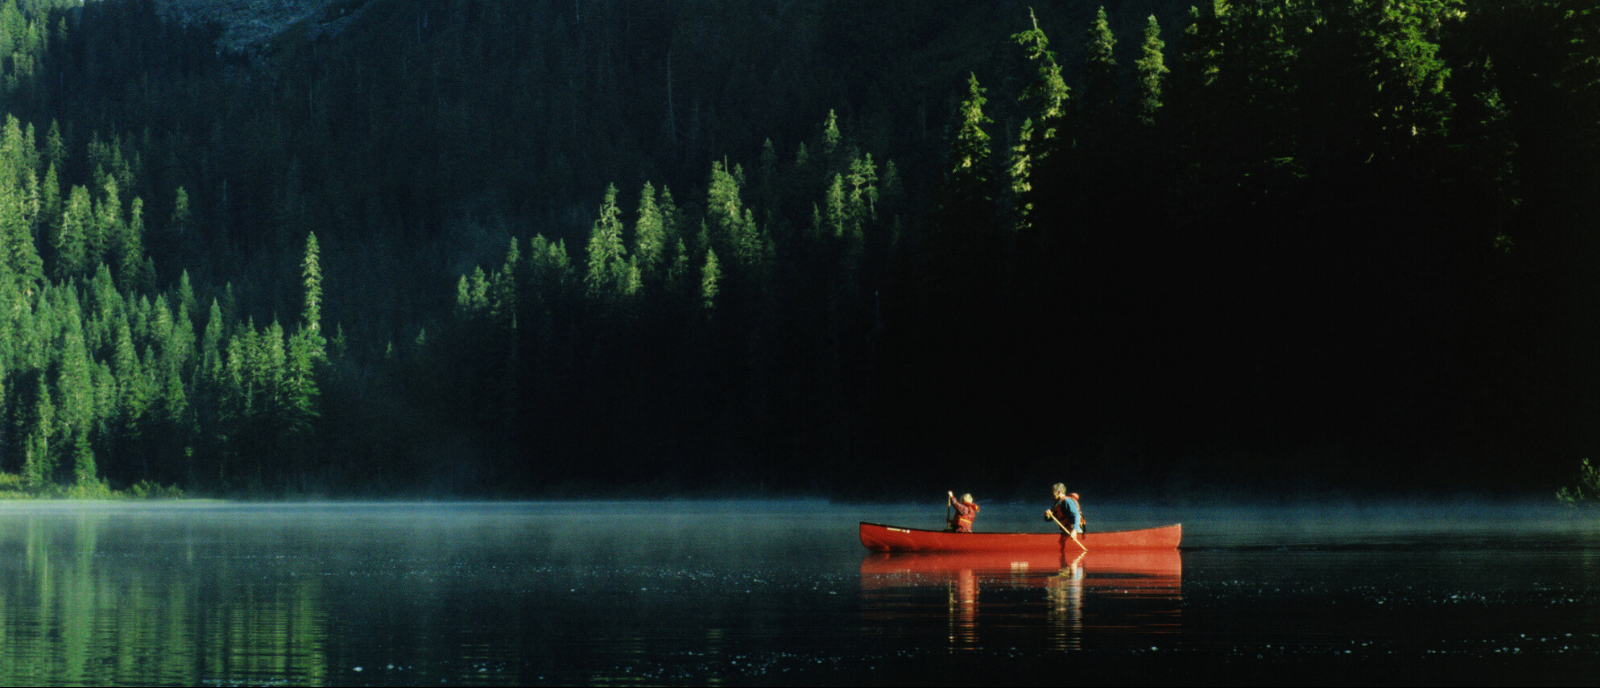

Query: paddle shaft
[1048,511,1089,552]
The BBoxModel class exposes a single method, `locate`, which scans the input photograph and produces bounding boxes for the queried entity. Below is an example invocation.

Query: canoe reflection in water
[859,550,1182,651]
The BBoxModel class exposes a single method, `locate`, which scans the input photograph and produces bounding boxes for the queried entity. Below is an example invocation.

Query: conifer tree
[40,162,58,237]
[585,184,631,300]
[1084,6,1120,127]
[177,271,196,326]
[43,119,63,173]
[758,138,779,210]
[118,196,150,292]
[456,274,474,315]
[1135,15,1169,126]
[942,73,993,221]
[823,110,842,157]
[1009,119,1038,233]
[667,237,690,296]
[150,295,174,362]
[56,304,94,444]
[95,177,121,267]
[265,319,288,416]
[706,161,766,273]
[22,375,53,488]
[701,248,720,313]
[467,266,489,312]
[284,329,320,436]
[301,232,323,346]
[114,318,149,432]
[1350,0,1458,156]
[169,298,196,379]
[91,361,114,428]
[0,174,42,287]
[53,185,87,279]
[634,182,666,280]
[491,237,521,323]
[0,114,23,171]
[848,154,879,223]
[18,166,38,237]
[1013,7,1070,142]
[201,299,224,383]
[170,186,191,233]
[826,173,847,238]
[70,427,95,488]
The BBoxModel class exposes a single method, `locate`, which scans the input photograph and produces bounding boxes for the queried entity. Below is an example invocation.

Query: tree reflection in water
[0,508,328,686]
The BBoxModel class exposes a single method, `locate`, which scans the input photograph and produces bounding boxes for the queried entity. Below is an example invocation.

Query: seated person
[947,491,980,532]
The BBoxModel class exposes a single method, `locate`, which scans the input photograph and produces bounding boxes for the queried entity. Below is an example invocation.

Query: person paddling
[947,491,980,533]
[1045,483,1087,551]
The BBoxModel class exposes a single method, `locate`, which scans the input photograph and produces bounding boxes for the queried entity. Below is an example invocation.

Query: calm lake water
[0,500,1596,686]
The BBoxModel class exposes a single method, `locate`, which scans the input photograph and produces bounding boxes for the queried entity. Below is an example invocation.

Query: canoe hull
[859,521,1181,552]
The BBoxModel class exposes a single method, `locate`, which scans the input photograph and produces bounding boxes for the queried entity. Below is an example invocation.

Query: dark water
[0,500,1596,686]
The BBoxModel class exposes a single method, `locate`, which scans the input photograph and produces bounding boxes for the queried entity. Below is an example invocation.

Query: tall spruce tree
[634,182,667,281]
[1084,6,1120,128]
[1135,15,1169,126]
[1011,7,1072,233]
[945,73,993,217]
[53,185,88,279]
[701,248,720,313]
[301,232,323,346]
[585,184,633,300]
[23,375,53,487]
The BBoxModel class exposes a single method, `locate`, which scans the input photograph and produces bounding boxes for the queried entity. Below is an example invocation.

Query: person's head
[1068,492,1079,501]
[1051,483,1066,499]
[961,493,974,504]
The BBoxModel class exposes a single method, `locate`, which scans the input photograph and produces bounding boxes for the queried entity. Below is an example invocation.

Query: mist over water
[0,500,1595,685]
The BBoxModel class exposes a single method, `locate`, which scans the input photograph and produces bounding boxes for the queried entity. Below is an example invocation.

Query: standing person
[1045,483,1086,551]
[947,491,980,532]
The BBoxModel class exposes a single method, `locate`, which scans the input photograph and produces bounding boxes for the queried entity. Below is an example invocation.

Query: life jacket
[1067,493,1086,531]
[951,501,979,532]
[1052,495,1084,531]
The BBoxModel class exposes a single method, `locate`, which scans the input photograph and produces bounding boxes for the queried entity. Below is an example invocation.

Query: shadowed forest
[0,0,1596,499]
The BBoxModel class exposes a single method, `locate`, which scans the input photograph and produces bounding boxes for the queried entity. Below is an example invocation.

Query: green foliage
[634,182,667,281]
[301,232,323,339]
[1556,458,1600,507]
[53,185,89,279]
[700,247,720,312]
[585,184,634,301]
[127,479,185,499]
[950,73,992,188]
[1083,6,1120,125]
[1135,15,1169,126]
[0,0,1585,499]
[1010,7,1070,231]
[1013,8,1070,129]
[22,375,53,488]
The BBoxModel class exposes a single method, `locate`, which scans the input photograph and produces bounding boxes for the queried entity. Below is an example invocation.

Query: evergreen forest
[0,0,1596,500]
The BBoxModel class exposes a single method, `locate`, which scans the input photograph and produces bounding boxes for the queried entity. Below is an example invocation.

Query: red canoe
[859,521,1182,552]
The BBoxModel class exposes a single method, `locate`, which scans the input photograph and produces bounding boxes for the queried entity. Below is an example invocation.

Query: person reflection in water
[1046,483,1086,549]
[946,491,979,532]
[1047,551,1086,651]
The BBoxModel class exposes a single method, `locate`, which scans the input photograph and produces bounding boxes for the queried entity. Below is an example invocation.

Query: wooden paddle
[1048,511,1089,552]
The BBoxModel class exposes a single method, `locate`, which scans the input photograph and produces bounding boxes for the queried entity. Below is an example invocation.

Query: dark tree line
[1,0,1596,498]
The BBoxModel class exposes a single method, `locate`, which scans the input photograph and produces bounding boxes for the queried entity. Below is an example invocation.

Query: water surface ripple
[0,500,1595,685]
